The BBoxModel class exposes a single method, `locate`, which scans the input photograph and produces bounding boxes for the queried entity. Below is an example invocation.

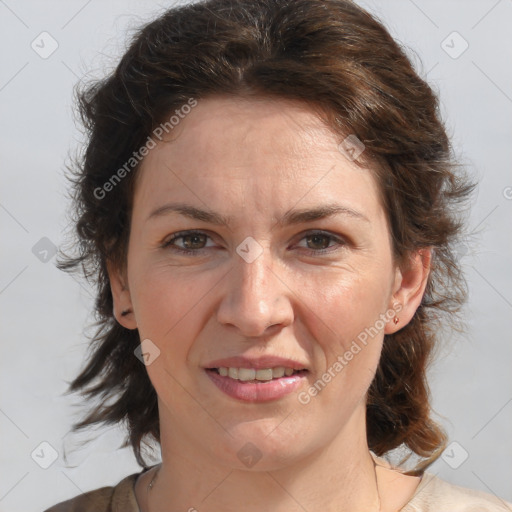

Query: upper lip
[204,355,309,371]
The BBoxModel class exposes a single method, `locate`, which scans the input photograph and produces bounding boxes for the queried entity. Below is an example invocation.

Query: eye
[161,230,214,255]
[161,229,346,256]
[295,230,346,255]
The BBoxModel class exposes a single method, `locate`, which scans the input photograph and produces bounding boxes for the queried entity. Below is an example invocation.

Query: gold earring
[393,316,399,325]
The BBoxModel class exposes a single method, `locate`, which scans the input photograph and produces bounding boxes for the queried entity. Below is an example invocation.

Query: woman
[45,0,511,510]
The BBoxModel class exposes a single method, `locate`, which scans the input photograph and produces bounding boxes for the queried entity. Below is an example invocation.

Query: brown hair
[58,0,475,474]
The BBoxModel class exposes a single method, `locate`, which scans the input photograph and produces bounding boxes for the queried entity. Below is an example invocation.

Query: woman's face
[112,96,423,470]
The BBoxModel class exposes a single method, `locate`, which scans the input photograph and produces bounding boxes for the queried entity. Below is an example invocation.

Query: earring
[393,316,399,325]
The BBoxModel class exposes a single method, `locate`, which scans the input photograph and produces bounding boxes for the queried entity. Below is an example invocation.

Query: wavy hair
[58,0,475,474]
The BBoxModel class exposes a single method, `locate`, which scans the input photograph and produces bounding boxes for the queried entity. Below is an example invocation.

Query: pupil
[184,234,205,249]
[308,234,328,250]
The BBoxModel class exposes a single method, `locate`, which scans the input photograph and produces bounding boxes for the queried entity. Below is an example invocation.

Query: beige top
[43,457,512,512]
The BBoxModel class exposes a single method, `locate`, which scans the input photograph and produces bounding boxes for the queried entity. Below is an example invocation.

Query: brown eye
[296,231,346,255]
[162,230,213,254]
[180,233,207,249]
[305,234,332,250]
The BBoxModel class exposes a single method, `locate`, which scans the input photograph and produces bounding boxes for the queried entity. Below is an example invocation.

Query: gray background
[1,1,511,510]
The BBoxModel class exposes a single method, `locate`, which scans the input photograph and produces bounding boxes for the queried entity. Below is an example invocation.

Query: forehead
[133,96,383,221]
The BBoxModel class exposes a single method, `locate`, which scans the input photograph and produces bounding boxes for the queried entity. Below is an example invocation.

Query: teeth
[239,368,256,381]
[215,366,302,381]
[255,368,274,381]
[272,366,285,378]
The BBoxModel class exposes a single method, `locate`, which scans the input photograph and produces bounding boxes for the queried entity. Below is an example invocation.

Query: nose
[216,248,294,338]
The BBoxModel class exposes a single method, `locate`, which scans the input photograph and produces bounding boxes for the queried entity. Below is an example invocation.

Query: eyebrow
[146,202,369,226]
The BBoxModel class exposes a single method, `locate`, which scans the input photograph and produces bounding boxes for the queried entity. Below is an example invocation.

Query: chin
[208,426,313,471]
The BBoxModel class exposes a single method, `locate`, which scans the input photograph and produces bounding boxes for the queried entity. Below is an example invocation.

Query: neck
[145,403,381,512]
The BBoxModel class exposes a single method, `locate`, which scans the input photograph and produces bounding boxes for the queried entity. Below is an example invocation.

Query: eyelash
[161,229,346,256]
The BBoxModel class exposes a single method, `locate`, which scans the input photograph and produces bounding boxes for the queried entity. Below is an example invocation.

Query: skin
[109,96,430,512]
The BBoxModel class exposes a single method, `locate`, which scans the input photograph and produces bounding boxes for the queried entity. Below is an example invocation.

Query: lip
[204,355,309,371]
[205,368,308,402]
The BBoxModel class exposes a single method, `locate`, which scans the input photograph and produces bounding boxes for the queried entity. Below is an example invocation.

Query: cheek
[301,270,389,400]
[307,269,390,347]
[130,264,214,352]
[129,265,221,401]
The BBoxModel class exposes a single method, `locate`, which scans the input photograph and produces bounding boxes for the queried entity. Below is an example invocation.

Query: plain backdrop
[1,1,511,510]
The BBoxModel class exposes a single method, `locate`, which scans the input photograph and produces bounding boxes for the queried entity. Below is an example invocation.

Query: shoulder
[403,472,512,511]
[42,472,141,512]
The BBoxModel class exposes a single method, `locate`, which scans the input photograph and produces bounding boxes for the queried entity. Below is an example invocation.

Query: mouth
[204,366,309,402]
[205,367,309,383]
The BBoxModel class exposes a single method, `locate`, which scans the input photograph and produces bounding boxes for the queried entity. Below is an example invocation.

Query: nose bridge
[216,245,293,337]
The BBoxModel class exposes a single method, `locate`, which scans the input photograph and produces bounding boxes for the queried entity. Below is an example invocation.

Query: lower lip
[205,369,307,402]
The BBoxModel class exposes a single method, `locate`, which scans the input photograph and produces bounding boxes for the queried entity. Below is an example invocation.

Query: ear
[385,248,431,334]
[107,259,137,330]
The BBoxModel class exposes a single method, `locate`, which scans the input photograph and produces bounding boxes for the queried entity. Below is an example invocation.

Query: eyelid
[297,228,346,241]
[294,229,347,251]
[161,229,216,249]
[161,229,349,257]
